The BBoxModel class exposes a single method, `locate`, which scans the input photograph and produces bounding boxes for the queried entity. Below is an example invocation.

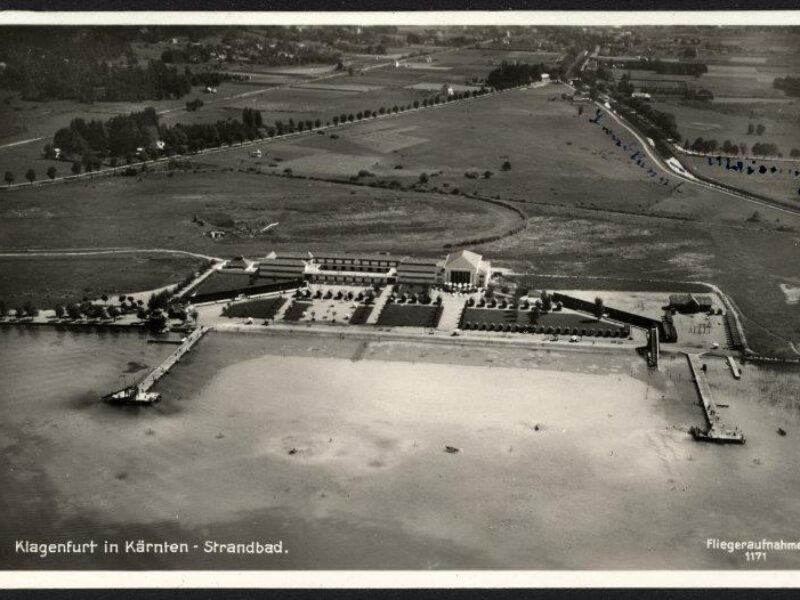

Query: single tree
[594,296,604,322]
[501,161,512,171]
[756,123,766,136]
[419,172,429,184]
[531,305,541,325]
[47,166,57,180]
[541,290,553,312]
[0,300,6,318]
[25,168,35,185]
[4,171,14,186]
[747,123,755,135]
[67,304,82,320]
[71,162,82,175]
[54,304,65,319]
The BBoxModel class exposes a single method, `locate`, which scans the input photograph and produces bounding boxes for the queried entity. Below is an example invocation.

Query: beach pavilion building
[257,249,491,288]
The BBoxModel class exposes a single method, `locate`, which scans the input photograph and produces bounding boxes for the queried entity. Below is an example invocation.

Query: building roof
[444,249,483,270]
[398,256,443,266]
[311,251,402,263]
[669,293,712,306]
[264,250,313,261]
[260,257,307,268]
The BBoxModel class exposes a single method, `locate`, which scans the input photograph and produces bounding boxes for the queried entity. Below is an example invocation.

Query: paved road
[0,136,45,150]
[0,247,222,261]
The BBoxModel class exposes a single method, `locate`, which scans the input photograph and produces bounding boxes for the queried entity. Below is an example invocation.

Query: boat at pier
[102,386,161,406]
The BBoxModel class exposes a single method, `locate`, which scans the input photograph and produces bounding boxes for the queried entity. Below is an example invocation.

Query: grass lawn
[376,303,443,328]
[223,297,286,319]
[0,253,204,309]
[348,305,373,325]
[282,300,312,322]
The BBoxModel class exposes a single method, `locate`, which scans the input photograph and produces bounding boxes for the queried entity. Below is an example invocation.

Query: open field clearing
[0,169,520,258]
[0,253,204,308]
[2,329,799,569]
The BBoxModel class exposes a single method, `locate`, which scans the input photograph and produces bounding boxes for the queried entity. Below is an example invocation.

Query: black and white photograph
[0,9,799,587]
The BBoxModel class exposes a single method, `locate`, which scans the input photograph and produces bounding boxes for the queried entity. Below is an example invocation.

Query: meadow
[0,253,204,309]
[0,170,519,259]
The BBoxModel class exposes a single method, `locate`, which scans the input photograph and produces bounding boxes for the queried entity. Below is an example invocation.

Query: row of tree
[613,59,708,76]
[685,137,789,158]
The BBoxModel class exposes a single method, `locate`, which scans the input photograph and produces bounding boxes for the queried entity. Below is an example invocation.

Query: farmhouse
[257,250,492,288]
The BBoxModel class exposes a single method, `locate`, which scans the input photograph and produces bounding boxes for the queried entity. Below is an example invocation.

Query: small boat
[778,428,787,437]
[102,386,161,406]
[444,445,461,454]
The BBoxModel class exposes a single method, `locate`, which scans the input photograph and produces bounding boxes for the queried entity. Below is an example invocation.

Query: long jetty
[686,353,745,444]
[138,326,209,393]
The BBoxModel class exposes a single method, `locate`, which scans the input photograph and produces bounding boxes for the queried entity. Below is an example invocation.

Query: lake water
[1,328,799,570]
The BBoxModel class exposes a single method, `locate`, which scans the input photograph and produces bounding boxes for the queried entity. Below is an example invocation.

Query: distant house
[540,73,551,83]
[631,91,652,101]
[668,293,713,314]
[208,230,226,239]
[441,84,454,97]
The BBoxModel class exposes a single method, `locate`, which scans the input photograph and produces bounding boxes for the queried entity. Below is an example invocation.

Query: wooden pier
[138,326,209,393]
[686,353,745,444]
[727,356,742,379]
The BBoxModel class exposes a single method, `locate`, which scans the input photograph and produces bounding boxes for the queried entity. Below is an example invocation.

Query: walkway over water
[138,326,209,393]
[686,353,745,444]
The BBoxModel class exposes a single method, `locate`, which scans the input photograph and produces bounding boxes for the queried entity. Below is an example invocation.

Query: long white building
[255,249,491,288]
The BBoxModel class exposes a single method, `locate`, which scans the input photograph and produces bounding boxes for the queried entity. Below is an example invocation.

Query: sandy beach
[1,328,799,570]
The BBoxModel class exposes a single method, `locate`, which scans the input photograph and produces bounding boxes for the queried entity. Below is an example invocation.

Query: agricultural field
[0,252,204,309]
